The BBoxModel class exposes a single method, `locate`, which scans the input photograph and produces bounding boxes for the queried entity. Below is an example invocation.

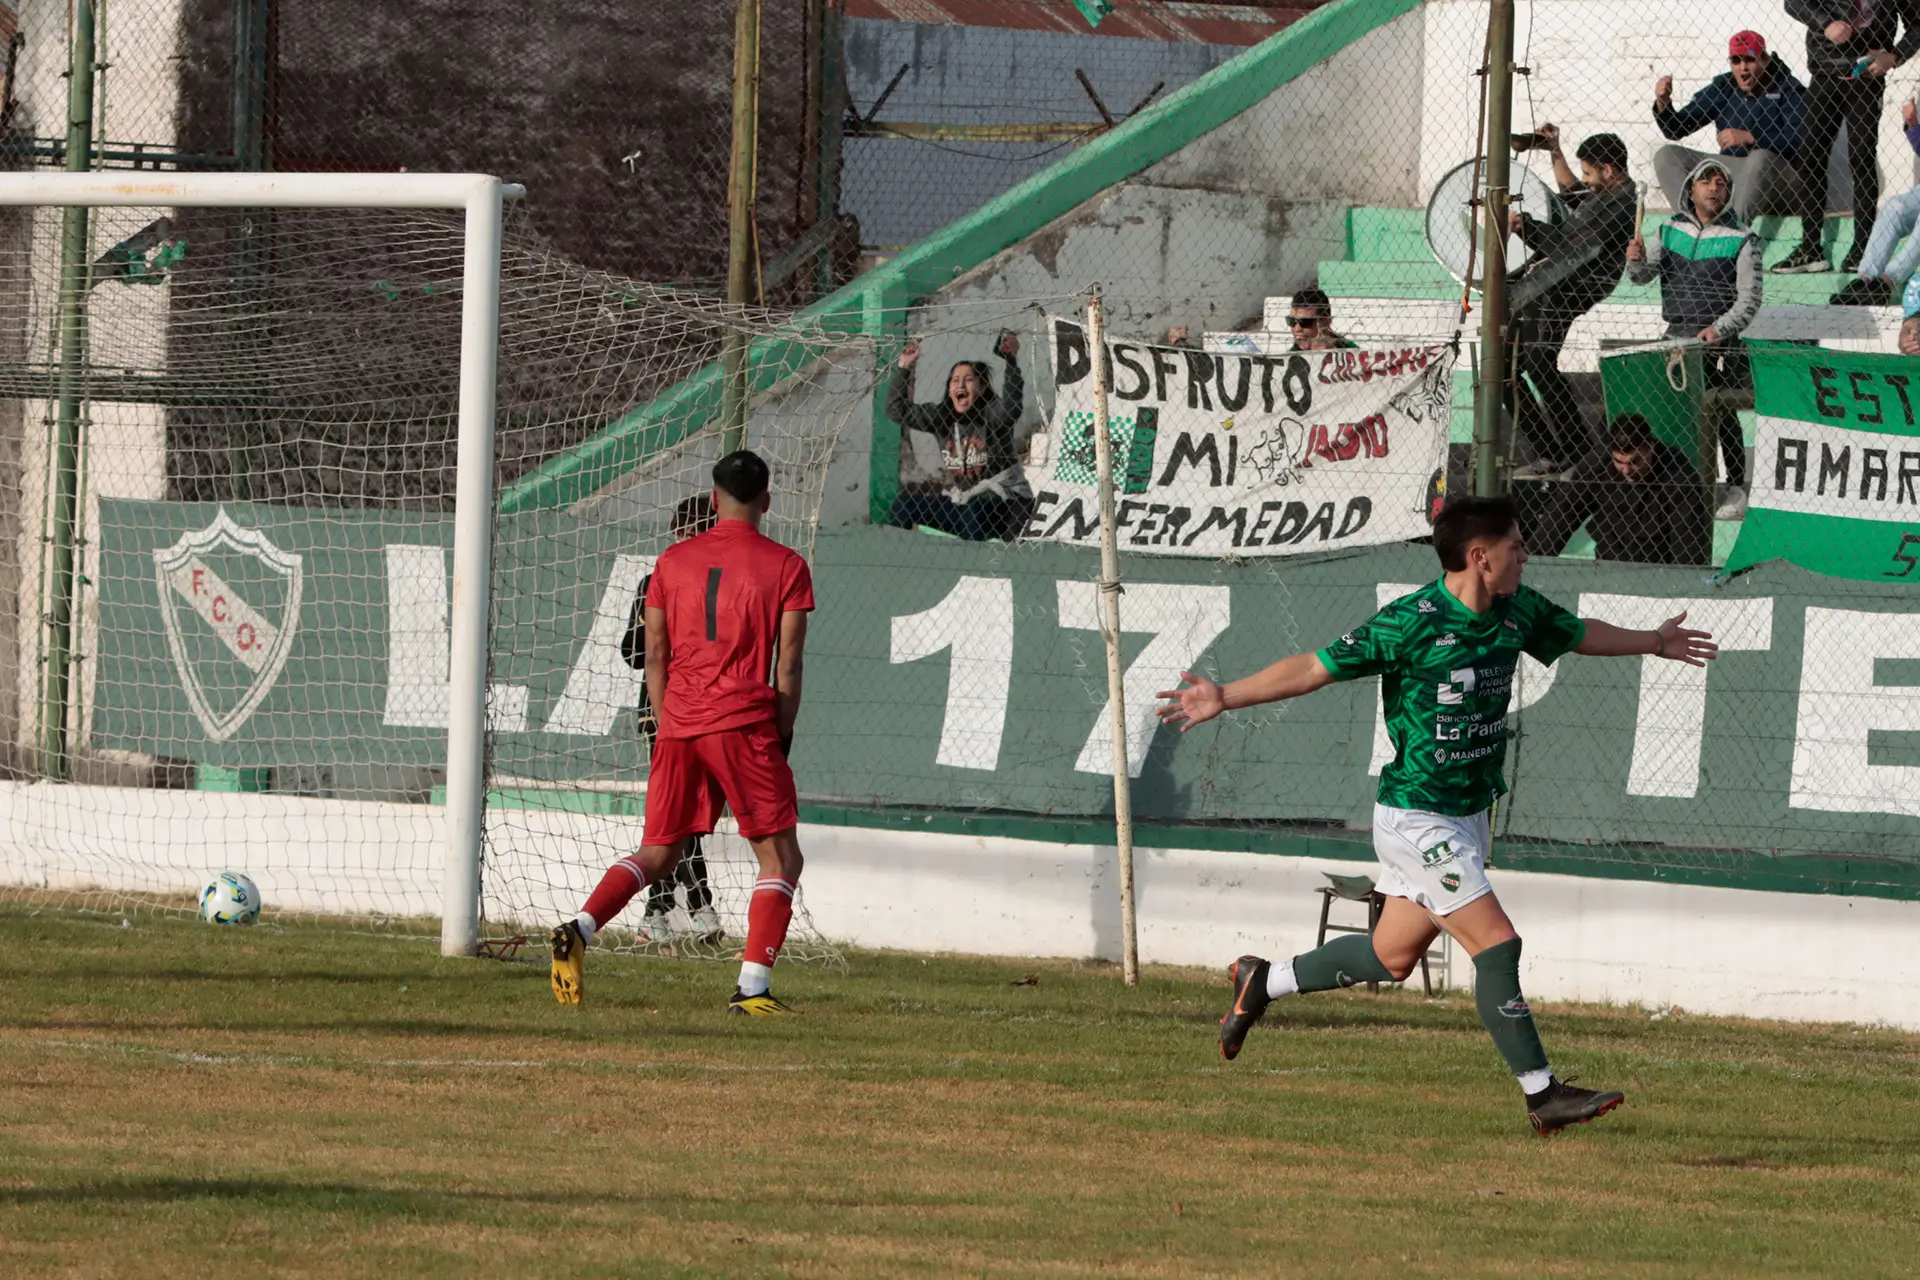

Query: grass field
[4,908,1919,1278]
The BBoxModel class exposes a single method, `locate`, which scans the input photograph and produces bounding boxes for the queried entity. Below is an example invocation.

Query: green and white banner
[1032,319,1453,556]
[1725,346,1920,580]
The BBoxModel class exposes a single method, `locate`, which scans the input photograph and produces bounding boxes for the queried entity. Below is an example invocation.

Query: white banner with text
[1027,318,1455,557]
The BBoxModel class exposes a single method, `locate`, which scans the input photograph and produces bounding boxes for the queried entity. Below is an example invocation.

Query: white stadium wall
[5,778,1918,1030]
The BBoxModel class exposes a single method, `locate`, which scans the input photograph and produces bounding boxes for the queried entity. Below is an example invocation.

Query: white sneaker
[690,905,723,943]
[636,911,677,943]
[1714,484,1748,521]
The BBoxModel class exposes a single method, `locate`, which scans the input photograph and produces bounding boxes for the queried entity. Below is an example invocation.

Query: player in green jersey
[1157,495,1717,1134]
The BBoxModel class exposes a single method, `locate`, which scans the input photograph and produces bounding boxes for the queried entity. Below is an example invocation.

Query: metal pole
[232,0,268,171]
[441,178,506,958]
[815,0,846,297]
[1087,287,1140,987]
[721,0,761,453]
[1472,0,1515,499]
[41,0,97,779]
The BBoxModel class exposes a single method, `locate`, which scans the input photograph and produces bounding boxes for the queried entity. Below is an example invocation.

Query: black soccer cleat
[1218,955,1272,1061]
[1527,1077,1624,1135]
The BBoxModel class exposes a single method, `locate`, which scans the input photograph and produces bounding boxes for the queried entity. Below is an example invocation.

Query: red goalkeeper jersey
[643,519,814,739]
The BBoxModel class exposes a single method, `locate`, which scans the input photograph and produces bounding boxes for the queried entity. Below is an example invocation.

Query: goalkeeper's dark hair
[713,449,771,504]
[1432,495,1520,571]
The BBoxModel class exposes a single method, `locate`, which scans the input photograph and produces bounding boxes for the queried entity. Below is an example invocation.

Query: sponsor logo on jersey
[1420,840,1458,868]
[1417,600,1438,614]
[1434,633,1458,647]
[1504,619,1519,630]
[1341,632,1357,646]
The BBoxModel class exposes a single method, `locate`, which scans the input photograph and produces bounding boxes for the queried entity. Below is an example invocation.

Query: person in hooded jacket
[1625,157,1763,519]
[886,332,1032,540]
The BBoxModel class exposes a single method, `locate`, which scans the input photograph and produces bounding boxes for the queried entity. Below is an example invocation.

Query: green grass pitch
[3,908,1918,1277]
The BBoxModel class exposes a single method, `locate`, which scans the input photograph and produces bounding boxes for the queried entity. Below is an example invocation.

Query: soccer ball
[199,872,262,925]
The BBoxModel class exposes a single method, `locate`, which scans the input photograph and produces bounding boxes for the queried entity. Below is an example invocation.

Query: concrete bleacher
[1203,206,1912,564]
[1208,205,1908,438]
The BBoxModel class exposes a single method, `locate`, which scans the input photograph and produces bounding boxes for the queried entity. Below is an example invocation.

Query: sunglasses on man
[1287,315,1327,328]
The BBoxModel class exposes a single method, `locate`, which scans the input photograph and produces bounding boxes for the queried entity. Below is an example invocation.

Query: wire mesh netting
[4,0,1920,962]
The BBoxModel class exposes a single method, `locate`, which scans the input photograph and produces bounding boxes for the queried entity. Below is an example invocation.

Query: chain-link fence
[7,1,1920,947]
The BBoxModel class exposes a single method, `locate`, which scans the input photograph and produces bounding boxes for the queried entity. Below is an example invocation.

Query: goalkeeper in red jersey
[551,450,815,1014]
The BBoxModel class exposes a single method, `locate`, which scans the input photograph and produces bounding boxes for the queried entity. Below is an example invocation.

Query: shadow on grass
[0,1176,649,1216]
[0,1175,967,1217]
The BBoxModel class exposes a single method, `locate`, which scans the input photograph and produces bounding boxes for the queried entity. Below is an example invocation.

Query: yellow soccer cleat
[550,919,586,1005]
[727,989,796,1016]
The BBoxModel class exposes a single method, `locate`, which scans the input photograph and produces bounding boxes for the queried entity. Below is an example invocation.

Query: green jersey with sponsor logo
[1315,579,1585,816]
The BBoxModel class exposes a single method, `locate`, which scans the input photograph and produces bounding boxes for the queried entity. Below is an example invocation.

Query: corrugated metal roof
[843,0,1319,47]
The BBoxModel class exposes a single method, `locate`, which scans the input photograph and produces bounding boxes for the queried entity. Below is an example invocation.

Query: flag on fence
[1724,346,1920,581]
[1073,0,1115,29]
[1030,318,1454,558]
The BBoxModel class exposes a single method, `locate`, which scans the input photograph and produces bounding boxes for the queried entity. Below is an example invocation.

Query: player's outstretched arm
[1156,652,1335,732]
[1574,610,1718,666]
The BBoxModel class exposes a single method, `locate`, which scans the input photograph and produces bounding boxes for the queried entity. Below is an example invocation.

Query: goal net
[0,174,863,965]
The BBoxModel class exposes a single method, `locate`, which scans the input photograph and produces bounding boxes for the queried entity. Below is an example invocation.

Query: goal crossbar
[1,171,524,957]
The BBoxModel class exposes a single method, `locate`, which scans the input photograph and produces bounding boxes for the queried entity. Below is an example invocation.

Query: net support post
[1086,286,1140,987]
[40,0,99,781]
[441,177,508,957]
[1471,0,1515,498]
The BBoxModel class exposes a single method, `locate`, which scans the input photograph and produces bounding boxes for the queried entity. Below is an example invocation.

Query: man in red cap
[1652,30,1808,223]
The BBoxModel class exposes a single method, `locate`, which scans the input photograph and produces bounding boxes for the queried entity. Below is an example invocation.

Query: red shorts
[642,723,797,846]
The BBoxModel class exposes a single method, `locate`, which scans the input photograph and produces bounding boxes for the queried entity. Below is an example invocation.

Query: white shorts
[1371,803,1494,916]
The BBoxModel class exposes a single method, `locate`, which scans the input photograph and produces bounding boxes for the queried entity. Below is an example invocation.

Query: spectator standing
[622,493,721,943]
[1774,1,1920,274]
[1525,414,1712,566]
[1285,288,1359,351]
[1651,31,1807,222]
[887,332,1031,540]
[1506,130,1640,474]
[1833,97,1920,302]
[1625,158,1762,519]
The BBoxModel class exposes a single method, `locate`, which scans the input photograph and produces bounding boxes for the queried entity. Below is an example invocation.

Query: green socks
[1290,933,1396,993]
[1473,937,1549,1076]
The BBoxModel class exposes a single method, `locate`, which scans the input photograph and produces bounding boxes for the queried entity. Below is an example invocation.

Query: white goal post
[0,171,521,957]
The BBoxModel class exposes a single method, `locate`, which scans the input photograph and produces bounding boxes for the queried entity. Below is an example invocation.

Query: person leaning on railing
[1523,412,1713,567]
[886,331,1033,541]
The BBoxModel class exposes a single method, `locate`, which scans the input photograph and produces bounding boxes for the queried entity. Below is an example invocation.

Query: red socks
[580,855,648,932]
[743,876,796,967]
